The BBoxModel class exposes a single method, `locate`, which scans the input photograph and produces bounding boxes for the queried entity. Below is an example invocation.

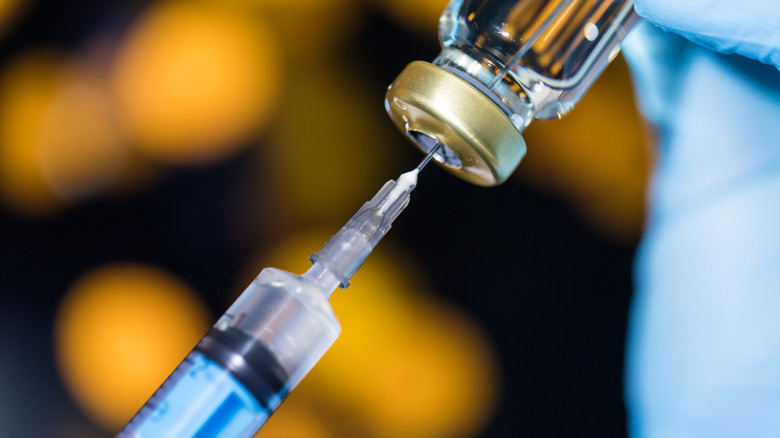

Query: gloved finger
[633,0,780,69]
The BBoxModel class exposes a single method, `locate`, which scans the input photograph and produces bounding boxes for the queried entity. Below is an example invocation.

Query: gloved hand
[631,0,780,69]
[621,7,780,438]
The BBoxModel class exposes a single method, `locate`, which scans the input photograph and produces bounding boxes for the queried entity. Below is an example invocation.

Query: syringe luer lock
[119,160,429,437]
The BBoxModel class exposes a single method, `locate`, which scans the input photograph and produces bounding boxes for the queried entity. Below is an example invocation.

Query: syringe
[118,146,440,438]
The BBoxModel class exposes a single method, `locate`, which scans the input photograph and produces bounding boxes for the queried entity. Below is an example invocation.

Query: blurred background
[0,0,652,436]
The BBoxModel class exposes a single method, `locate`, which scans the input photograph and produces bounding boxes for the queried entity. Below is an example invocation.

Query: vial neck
[433,47,536,132]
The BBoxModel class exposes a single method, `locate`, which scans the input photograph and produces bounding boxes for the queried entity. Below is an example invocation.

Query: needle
[415,142,443,171]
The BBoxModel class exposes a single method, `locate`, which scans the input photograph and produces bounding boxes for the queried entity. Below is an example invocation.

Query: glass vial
[385,0,639,186]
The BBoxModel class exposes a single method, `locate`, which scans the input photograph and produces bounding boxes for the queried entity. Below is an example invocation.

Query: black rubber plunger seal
[195,328,289,407]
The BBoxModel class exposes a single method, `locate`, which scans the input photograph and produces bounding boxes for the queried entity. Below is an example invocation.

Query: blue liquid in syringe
[119,328,289,438]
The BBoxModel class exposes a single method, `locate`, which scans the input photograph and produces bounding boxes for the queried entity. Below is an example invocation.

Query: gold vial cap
[385,61,526,187]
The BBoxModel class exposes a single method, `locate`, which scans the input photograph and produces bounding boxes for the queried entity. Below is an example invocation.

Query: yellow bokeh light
[250,0,348,7]
[360,299,500,438]
[262,64,402,229]
[37,66,126,201]
[0,51,126,215]
[0,52,61,214]
[253,231,500,437]
[256,393,334,438]
[112,1,282,165]
[369,0,449,33]
[0,0,25,35]
[53,263,212,431]
[244,0,362,64]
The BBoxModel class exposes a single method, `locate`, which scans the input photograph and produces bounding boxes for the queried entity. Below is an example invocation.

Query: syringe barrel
[215,267,341,388]
[119,268,340,437]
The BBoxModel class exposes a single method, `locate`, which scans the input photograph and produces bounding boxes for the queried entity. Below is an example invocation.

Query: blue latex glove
[621,7,780,438]
[632,0,780,69]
